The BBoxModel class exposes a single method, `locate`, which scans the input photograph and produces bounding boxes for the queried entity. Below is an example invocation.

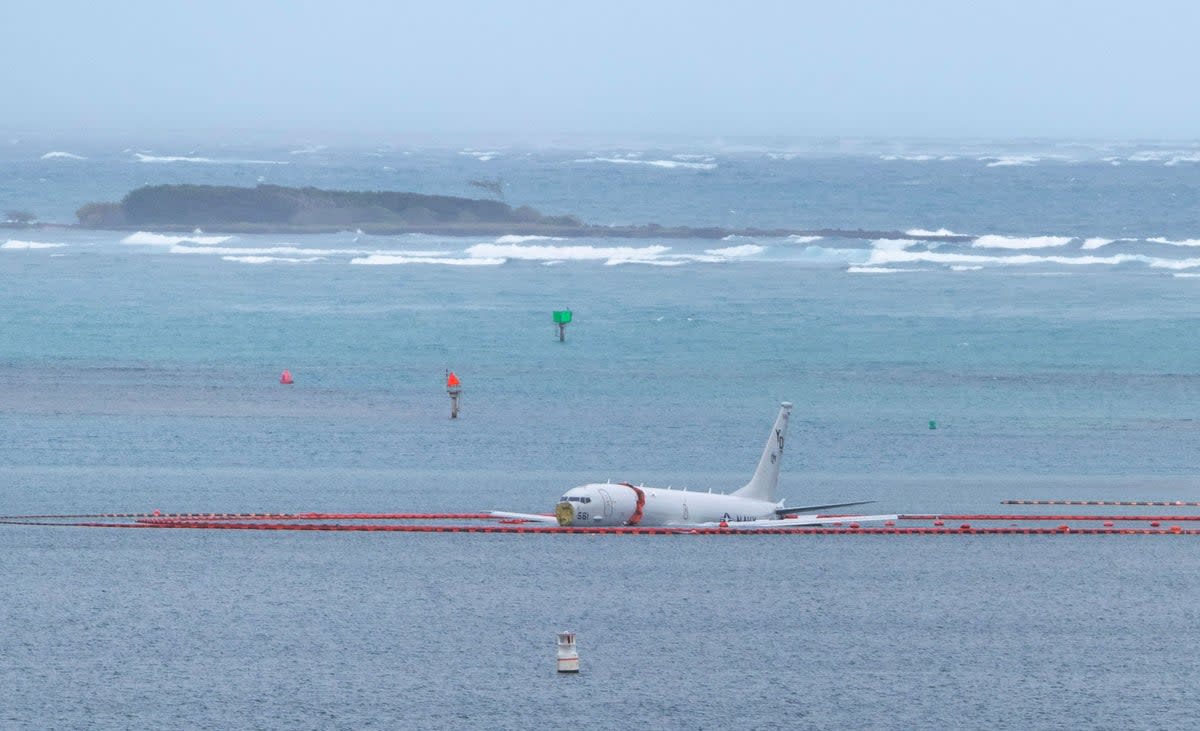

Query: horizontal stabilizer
[774,500,875,516]
[488,511,559,524]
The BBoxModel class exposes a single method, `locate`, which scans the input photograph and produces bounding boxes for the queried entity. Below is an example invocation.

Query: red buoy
[1103,521,1114,527]
[933,520,944,526]
[446,371,461,388]
[1150,521,1161,527]
[280,369,294,385]
[959,523,971,530]
[1057,524,1070,532]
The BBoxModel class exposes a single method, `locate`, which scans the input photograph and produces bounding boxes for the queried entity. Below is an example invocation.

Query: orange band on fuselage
[619,482,646,526]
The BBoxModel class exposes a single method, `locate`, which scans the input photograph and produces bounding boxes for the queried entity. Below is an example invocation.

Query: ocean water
[3,140,1200,729]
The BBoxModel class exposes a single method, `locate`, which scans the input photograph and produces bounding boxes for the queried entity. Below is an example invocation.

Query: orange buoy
[446,371,461,388]
[1057,524,1070,532]
[1171,525,1182,534]
[718,520,729,528]
[280,369,293,385]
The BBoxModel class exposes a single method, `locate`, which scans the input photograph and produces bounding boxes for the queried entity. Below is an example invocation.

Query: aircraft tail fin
[733,402,792,502]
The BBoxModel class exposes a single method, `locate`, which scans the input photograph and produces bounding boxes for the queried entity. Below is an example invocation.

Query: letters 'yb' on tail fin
[733,402,792,503]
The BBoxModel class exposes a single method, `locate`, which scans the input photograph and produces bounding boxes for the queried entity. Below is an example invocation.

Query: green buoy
[929,420,937,430]
[553,310,572,342]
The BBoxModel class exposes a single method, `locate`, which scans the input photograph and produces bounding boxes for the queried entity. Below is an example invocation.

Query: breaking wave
[704,244,763,258]
[981,155,1040,167]
[906,228,965,237]
[2,240,66,249]
[41,151,86,160]
[1081,238,1115,250]
[784,235,822,244]
[170,244,449,258]
[573,157,717,171]
[459,149,499,162]
[880,154,936,161]
[1148,237,1200,247]
[864,245,1165,269]
[122,231,233,246]
[604,258,685,266]
[350,255,505,266]
[972,235,1073,249]
[134,153,286,165]
[221,256,325,264]
[466,243,671,261]
[493,235,566,244]
[847,266,907,273]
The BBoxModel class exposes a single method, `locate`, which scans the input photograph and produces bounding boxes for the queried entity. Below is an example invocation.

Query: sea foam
[1081,238,1116,250]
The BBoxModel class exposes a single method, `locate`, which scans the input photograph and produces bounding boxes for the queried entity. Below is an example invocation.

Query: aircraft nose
[555,501,575,526]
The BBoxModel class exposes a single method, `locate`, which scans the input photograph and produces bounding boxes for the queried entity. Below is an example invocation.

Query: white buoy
[556,631,579,673]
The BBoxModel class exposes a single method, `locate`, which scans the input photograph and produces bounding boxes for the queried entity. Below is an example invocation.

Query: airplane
[491,402,897,529]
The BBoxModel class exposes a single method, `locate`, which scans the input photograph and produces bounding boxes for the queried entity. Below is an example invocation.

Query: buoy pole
[552,310,572,343]
[556,631,579,673]
[446,371,462,419]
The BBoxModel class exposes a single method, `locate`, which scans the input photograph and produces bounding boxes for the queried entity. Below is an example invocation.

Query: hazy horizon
[3,1,1199,142]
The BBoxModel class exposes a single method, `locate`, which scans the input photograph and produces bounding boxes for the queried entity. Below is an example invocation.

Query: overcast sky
[3,0,1198,142]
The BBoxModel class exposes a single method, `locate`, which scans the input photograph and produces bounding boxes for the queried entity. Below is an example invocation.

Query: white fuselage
[557,482,779,527]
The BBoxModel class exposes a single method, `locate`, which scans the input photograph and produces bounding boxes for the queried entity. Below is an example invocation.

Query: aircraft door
[598,488,614,518]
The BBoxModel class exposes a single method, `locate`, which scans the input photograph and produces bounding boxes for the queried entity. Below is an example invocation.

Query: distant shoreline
[7,182,976,242]
[1,220,973,242]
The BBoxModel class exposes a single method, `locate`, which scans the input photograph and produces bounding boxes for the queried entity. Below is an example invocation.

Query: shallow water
[3,144,1200,728]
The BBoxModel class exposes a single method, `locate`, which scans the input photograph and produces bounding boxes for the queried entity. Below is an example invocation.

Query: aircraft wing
[774,500,875,516]
[696,514,898,529]
[488,511,560,524]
